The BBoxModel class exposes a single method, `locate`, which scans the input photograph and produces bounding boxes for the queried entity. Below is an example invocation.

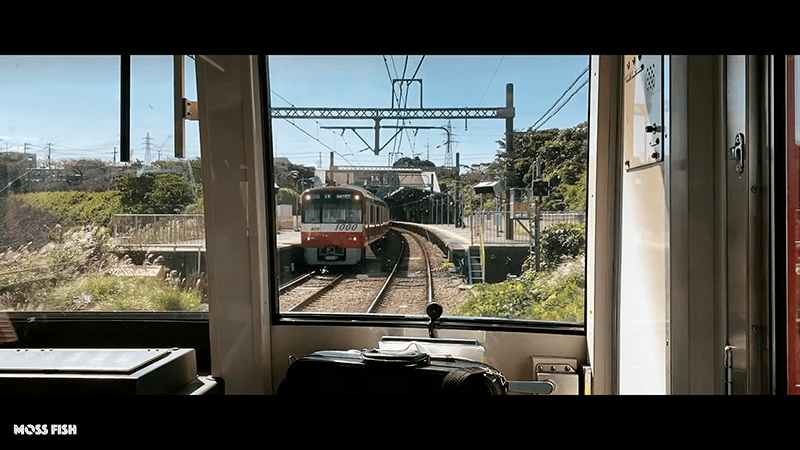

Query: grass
[45,275,205,312]
[1,222,207,312]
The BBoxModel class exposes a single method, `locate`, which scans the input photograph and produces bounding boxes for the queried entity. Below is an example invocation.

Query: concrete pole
[505,83,514,240]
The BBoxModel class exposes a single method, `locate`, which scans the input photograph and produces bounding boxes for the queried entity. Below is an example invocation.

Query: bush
[454,256,585,322]
[16,191,122,226]
[540,222,585,270]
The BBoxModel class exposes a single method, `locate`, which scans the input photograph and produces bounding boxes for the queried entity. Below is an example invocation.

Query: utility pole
[505,84,514,240]
[46,143,52,169]
[531,158,550,271]
[534,158,541,271]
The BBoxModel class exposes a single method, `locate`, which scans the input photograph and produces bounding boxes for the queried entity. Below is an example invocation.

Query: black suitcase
[277,347,508,395]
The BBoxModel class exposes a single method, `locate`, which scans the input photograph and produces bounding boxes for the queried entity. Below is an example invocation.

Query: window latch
[729,133,745,174]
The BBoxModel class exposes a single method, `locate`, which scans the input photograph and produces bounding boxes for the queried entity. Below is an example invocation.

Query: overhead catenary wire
[478,55,505,107]
[529,65,590,131]
[271,89,359,166]
[531,78,589,132]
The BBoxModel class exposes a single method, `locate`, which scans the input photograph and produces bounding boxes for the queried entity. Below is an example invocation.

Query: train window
[270,55,589,328]
[0,56,206,314]
[321,196,362,223]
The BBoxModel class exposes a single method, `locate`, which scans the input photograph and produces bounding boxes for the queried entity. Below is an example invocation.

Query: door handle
[729,133,745,174]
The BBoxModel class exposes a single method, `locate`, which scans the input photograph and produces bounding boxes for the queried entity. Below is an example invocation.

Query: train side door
[722,55,771,394]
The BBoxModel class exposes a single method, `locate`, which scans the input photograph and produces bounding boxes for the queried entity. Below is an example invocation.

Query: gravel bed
[300,278,384,313]
[278,229,472,315]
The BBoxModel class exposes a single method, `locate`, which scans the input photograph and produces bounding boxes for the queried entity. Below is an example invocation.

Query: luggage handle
[360,346,430,365]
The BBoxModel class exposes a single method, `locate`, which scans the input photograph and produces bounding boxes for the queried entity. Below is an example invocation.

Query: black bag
[277,347,507,395]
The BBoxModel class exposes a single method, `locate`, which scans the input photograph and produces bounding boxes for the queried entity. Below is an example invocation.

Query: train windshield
[303,193,361,224]
[323,198,361,223]
[270,55,589,328]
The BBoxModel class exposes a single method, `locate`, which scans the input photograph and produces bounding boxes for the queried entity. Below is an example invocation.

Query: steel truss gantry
[270,84,515,156]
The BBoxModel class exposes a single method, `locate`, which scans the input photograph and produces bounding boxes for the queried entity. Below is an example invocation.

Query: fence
[470,211,585,245]
[111,214,205,248]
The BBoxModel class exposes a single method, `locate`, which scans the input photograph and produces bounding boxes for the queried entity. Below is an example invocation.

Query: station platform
[276,229,301,249]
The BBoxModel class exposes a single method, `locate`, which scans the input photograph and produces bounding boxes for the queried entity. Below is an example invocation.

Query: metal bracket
[529,357,580,395]
[183,99,198,121]
[729,133,745,174]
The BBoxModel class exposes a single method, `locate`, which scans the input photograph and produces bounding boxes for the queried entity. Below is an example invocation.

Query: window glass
[321,197,361,223]
[270,55,589,324]
[303,203,321,223]
[0,56,205,312]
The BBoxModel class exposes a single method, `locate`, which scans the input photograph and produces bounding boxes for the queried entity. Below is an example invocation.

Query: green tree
[116,173,153,214]
[147,173,196,214]
[116,173,196,214]
[497,122,588,211]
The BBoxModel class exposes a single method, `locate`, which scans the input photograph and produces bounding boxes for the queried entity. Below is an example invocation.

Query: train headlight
[348,236,358,241]
[354,195,360,200]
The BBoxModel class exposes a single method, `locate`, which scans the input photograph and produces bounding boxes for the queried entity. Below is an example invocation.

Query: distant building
[0,152,37,195]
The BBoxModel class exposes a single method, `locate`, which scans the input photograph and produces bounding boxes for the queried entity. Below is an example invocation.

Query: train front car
[300,186,383,266]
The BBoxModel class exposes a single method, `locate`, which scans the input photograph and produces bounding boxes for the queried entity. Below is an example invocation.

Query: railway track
[279,228,436,315]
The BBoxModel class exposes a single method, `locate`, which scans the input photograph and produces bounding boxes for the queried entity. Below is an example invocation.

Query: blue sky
[269,55,590,168]
[0,55,199,165]
[0,55,590,170]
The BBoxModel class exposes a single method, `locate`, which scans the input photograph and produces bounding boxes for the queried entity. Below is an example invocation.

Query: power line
[529,65,589,131]
[478,55,505,107]
[532,78,589,132]
[271,89,360,166]
[410,55,425,80]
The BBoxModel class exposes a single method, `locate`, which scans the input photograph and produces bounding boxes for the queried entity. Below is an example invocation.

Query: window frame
[267,55,593,335]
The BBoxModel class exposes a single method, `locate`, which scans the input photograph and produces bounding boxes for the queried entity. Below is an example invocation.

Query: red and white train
[300,185,390,266]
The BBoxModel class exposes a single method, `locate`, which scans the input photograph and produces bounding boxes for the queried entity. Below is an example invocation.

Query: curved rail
[403,230,442,337]
[366,240,405,313]
[404,231,434,306]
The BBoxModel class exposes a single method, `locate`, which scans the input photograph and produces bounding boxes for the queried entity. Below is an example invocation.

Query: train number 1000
[334,223,359,231]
